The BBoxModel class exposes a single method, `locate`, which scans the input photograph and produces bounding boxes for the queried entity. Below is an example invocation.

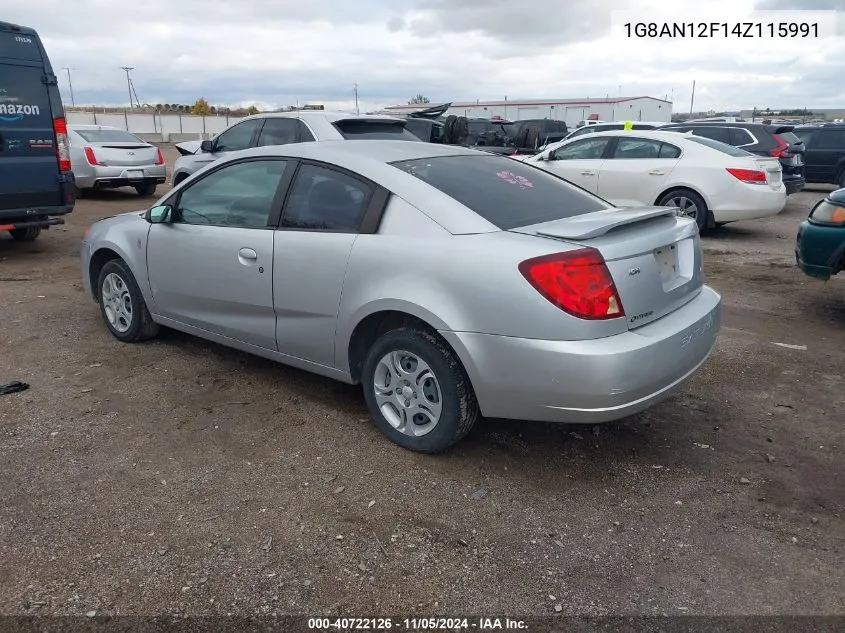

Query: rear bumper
[441,285,722,424]
[784,175,806,195]
[709,183,786,223]
[75,164,166,189]
[0,205,74,221]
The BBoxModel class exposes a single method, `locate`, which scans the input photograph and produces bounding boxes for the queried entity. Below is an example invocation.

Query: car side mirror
[200,140,214,153]
[146,204,173,224]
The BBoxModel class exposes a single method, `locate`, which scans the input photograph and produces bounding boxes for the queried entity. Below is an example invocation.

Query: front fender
[86,213,153,306]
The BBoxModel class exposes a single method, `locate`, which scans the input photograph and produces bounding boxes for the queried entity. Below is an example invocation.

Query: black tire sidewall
[10,227,40,241]
[97,259,148,342]
[361,329,475,453]
[658,189,708,232]
[135,182,157,196]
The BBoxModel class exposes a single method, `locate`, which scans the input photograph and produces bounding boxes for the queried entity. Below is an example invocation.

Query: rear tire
[96,259,159,343]
[657,188,709,234]
[135,182,158,196]
[361,327,479,453]
[9,227,41,241]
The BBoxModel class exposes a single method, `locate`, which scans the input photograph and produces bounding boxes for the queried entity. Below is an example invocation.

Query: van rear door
[0,28,64,212]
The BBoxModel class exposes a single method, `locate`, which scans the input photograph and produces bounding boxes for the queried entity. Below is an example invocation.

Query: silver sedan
[69,125,166,197]
[80,140,722,453]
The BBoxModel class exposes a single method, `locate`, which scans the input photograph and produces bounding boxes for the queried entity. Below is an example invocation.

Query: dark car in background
[659,121,806,195]
[0,20,75,241]
[792,123,845,188]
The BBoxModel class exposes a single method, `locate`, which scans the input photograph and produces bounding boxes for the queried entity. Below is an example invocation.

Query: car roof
[245,111,403,123]
[68,124,130,131]
[663,121,763,128]
[563,130,694,143]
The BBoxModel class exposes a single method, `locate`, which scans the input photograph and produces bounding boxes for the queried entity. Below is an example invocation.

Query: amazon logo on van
[0,104,41,121]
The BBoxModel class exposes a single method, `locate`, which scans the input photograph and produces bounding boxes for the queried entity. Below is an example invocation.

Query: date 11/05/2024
[308,617,528,630]
[623,21,821,38]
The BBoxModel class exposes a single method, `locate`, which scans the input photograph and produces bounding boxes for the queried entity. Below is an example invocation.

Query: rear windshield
[778,131,803,145]
[391,154,609,230]
[685,136,753,157]
[0,30,44,62]
[73,129,143,143]
[332,120,419,141]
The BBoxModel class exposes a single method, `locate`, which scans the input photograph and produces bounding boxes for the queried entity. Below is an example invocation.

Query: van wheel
[362,327,479,453]
[135,182,158,196]
[9,227,41,241]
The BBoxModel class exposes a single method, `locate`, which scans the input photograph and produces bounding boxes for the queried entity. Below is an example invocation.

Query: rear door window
[332,120,419,140]
[391,154,609,230]
[0,31,43,62]
[256,118,300,146]
[818,130,845,149]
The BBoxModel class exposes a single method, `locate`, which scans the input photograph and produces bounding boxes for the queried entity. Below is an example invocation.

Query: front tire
[657,188,709,234]
[96,259,159,343]
[9,227,41,241]
[135,182,158,196]
[361,327,479,453]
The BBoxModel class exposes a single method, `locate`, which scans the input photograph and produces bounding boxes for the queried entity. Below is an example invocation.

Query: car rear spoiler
[773,125,795,134]
[408,103,452,119]
[528,206,679,241]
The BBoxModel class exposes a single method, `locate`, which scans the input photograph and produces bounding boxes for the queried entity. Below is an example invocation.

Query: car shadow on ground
[79,188,158,202]
[150,325,694,469]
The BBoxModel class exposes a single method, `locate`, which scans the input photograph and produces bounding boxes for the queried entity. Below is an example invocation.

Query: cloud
[3,0,844,113]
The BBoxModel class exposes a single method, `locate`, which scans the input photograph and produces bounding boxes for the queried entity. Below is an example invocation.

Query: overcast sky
[5,0,845,113]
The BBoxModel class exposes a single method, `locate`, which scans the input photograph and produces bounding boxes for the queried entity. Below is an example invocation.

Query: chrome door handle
[648,170,665,175]
[238,248,258,260]
[581,170,595,175]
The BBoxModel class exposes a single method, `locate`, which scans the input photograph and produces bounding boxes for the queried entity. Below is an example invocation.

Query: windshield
[391,154,609,230]
[685,135,754,157]
[332,120,420,141]
[73,129,144,143]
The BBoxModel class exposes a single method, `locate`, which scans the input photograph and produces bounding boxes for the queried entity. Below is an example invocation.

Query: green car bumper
[795,220,845,280]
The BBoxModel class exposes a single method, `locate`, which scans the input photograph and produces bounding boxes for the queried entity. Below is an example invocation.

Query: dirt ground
[1,146,843,618]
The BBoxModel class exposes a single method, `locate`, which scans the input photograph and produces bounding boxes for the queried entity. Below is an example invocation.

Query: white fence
[65,111,246,143]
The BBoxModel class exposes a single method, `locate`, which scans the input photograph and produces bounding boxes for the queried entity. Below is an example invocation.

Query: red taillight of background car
[518,248,625,320]
[769,134,794,159]
[53,117,72,172]
[726,168,767,184]
[83,146,102,166]
[155,147,165,165]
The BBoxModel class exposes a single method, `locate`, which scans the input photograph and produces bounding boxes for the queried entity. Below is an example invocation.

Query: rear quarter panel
[333,196,630,373]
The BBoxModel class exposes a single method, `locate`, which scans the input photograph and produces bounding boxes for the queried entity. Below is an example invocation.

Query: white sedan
[522,130,786,233]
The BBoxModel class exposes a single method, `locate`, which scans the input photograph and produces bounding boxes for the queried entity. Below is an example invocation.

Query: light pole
[120,67,135,109]
[62,67,75,107]
[353,83,359,115]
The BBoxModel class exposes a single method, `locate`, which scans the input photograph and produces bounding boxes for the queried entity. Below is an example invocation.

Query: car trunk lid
[512,206,703,329]
[87,142,157,166]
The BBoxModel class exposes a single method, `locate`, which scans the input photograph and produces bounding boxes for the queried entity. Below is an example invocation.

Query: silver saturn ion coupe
[81,140,722,453]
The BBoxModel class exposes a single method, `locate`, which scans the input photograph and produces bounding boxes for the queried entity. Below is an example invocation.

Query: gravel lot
[1,146,843,618]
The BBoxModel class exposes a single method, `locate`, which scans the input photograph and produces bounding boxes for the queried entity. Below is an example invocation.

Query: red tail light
[769,134,793,159]
[519,248,625,320]
[53,117,71,172]
[155,147,165,165]
[726,168,767,184]
[84,146,102,166]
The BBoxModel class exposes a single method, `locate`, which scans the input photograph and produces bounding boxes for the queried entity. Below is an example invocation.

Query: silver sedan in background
[80,140,721,453]
[69,125,166,197]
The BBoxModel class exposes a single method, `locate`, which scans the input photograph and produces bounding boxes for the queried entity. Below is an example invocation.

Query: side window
[794,130,816,148]
[175,160,288,228]
[297,120,316,142]
[213,119,262,152]
[611,137,663,159]
[281,163,373,232]
[551,137,611,160]
[818,130,845,149]
[729,128,755,146]
[690,126,731,144]
[659,143,682,159]
[256,118,299,146]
